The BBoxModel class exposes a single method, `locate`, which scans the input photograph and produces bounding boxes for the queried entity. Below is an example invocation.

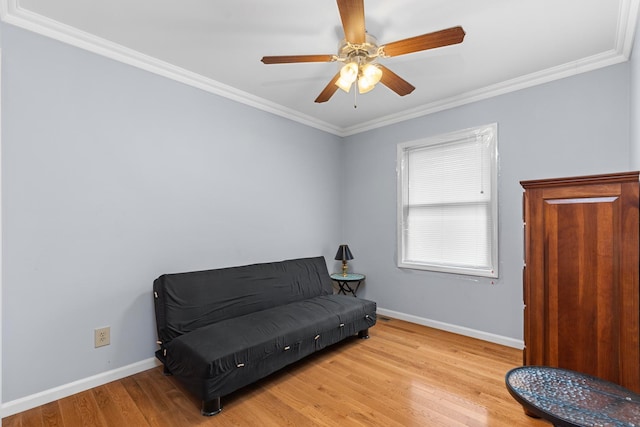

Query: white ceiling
[2,0,639,136]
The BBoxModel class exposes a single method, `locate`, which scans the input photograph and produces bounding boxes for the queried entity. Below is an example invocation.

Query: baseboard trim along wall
[1,310,522,418]
[1,357,161,418]
[376,307,525,350]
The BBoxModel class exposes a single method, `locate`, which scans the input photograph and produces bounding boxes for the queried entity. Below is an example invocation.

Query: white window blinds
[397,124,498,277]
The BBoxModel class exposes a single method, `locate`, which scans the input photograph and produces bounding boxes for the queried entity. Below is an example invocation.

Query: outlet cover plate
[94,327,110,348]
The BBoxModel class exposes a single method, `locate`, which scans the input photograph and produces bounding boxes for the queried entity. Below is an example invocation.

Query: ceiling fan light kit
[261,0,465,104]
[335,61,382,94]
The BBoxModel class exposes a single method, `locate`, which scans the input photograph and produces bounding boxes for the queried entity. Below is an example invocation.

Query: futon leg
[163,365,172,376]
[358,328,370,339]
[202,397,222,416]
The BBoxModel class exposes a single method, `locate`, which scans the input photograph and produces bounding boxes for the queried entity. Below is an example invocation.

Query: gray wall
[631,20,640,169]
[1,24,342,402]
[342,64,631,340]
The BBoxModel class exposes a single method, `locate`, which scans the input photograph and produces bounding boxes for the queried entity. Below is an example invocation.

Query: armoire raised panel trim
[521,171,640,393]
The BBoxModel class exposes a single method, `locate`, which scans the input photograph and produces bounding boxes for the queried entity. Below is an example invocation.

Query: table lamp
[334,244,354,276]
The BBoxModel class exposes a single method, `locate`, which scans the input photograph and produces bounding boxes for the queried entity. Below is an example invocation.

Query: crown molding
[344,0,639,136]
[343,48,630,136]
[0,0,345,136]
[1,0,638,138]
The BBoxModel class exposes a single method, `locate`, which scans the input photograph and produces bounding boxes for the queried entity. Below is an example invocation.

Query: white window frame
[396,123,499,278]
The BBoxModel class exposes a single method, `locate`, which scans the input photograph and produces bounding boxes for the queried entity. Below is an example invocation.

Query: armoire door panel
[542,197,619,382]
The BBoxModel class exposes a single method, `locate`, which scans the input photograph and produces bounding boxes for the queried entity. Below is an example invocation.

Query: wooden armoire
[521,171,640,393]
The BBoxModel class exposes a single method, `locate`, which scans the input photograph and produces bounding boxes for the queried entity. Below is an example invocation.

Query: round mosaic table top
[505,366,640,427]
[330,273,365,281]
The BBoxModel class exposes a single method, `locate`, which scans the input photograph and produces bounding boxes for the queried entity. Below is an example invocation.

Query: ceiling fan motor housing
[338,33,380,65]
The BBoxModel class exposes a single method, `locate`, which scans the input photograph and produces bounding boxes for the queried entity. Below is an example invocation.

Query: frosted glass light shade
[358,64,382,94]
[336,62,358,92]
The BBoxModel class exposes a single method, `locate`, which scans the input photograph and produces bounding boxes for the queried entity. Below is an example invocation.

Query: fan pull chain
[354,86,358,109]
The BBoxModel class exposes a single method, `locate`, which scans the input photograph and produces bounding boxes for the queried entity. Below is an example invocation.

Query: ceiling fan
[261,0,465,103]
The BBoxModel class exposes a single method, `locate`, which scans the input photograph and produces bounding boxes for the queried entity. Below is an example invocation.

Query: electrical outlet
[94,327,110,348]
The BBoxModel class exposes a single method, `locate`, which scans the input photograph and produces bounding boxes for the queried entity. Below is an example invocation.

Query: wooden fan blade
[381,26,465,57]
[261,54,335,64]
[337,0,365,44]
[315,72,341,103]
[378,65,415,96]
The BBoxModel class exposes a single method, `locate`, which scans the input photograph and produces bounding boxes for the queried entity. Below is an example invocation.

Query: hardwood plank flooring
[3,317,548,426]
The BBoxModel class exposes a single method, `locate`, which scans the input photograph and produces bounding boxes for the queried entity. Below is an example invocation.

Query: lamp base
[342,261,348,276]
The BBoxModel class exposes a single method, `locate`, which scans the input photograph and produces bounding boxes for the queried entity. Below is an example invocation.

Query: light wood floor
[3,317,548,426]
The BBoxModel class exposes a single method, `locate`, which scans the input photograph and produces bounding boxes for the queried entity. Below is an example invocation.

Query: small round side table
[330,273,365,297]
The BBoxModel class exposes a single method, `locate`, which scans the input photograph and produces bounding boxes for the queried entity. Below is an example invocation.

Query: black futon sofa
[153,256,377,416]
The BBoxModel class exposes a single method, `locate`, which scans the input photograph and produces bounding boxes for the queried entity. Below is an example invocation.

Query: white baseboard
[376,307,524,350]
[1,357,161,418]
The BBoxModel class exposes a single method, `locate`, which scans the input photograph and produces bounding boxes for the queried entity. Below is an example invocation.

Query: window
[397,123,498,278]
